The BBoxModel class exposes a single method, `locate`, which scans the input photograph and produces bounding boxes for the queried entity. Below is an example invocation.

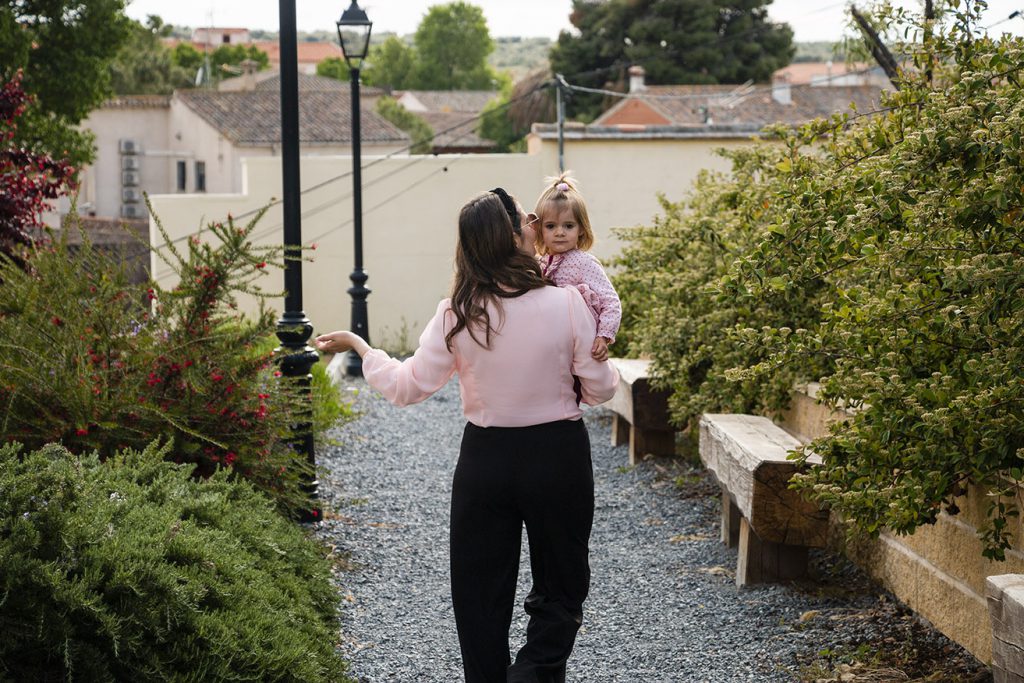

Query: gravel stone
[314,376,987,682]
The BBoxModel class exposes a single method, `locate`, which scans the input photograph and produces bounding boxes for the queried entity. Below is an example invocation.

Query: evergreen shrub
[613,4,1024,558]
[0,440,351,682]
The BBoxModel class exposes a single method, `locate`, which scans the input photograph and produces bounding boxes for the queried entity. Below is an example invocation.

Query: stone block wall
[778,384,1024,663]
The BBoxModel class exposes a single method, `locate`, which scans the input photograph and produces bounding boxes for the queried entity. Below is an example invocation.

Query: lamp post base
[275,310,321,522]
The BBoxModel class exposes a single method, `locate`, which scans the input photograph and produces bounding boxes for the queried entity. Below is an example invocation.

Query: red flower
[51,316,63,326]
[75,428,88,436]
[224,452,237,465]
[210,372,223,381]
[256,261,266,269]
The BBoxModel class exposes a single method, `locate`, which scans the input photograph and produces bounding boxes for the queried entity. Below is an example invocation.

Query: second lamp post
[336,0,373,376]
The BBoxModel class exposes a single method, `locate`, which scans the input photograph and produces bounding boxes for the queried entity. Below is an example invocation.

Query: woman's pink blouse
[361,285,619,427]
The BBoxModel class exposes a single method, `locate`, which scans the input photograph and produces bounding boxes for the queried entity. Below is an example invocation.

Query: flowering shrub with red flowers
[0,72,76,261]
[0,204,351,516]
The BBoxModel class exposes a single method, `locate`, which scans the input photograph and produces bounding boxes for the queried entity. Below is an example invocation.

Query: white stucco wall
[147,134,759,349]
[79,105,173,218]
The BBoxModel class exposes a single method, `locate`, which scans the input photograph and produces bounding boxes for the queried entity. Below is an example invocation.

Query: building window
[195,161,206,192]
[222,34,230,44]
[176,160,186,191]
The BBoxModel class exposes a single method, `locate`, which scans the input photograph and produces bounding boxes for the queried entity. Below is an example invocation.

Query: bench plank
[699,413,830,586]
[607,358,674,464]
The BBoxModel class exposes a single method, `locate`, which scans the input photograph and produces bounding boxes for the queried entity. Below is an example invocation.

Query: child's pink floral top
[541,248,621,343]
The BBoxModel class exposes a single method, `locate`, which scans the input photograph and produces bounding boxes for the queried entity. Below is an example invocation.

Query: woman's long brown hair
[446,191,547,350]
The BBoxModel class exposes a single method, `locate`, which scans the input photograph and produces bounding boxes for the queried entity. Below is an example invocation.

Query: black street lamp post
[276,0,319,520]
[336,0,373,377]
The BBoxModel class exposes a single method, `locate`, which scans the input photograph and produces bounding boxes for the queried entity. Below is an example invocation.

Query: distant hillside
[793,41,846,63]
[489,37,552,81]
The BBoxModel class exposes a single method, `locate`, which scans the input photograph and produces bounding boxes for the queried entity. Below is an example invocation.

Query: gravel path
[315,376,986,683]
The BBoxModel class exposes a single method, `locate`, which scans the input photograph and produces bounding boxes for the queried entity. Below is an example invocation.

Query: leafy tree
[109,15,193,95]
[210,44,270,80]
[170,42,205,78]
[363,36,417,90]
[478,78,529,152]
[412,2,497,89]
[316,56,351,82]
[0,0,133,166]
[375,96,434,154]
[550,0,794,119]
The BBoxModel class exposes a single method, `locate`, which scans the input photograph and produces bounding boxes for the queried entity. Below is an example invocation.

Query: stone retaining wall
[778,384,1024,663]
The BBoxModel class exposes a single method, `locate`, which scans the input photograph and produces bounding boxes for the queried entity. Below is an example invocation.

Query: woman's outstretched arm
[315,300,457,406]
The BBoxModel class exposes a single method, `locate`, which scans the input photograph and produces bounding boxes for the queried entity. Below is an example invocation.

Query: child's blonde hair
[533,172,594,255]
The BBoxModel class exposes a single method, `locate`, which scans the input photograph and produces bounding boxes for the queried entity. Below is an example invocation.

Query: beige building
[77,81,407,221]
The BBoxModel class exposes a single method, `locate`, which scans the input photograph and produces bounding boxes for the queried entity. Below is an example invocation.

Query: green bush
[614,5,1024,558]
[0,440,351,682]
[0,208,352,515]
[611,143,829,426]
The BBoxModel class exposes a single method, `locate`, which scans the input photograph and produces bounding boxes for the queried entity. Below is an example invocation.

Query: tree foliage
[0,0,132,166]
[550,0,794,119]
[316,56,351,82]
[363,36,417,90]
[412,2,497,89]
[613,4,1024,559]
[375,96,434,154]
[109,15,193,95]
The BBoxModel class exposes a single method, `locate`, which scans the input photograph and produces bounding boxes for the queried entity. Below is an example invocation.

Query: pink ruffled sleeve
[361,299,457,406]
[579,252,622,343]
[566,287,619,406]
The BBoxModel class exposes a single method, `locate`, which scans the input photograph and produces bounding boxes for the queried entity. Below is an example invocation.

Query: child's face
[541,207,579,255]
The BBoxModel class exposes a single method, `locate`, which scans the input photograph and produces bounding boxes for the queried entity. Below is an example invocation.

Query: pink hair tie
[555,182,570,192]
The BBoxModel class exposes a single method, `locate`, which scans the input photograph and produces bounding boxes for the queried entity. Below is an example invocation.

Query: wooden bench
[606,358,675,465]
[699,413,828,587]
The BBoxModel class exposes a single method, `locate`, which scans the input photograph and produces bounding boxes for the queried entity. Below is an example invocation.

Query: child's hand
[591,336,609,362]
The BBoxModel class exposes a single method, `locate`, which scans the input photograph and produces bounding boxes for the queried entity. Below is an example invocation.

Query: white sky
[124,0,1024,42]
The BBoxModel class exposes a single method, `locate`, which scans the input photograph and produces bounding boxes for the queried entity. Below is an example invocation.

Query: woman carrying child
[315,188,618,683]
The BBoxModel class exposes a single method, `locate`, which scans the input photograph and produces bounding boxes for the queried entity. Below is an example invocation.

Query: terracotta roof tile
[254,40,343,65]
[176,90,408,145]
[596,84,884,128]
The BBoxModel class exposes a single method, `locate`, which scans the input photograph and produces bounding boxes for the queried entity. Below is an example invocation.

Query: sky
[124,0,1024,43]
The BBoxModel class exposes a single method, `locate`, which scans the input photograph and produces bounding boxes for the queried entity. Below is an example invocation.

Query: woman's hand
[314,330,369,357]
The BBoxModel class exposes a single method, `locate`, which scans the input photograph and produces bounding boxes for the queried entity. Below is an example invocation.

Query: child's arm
[579,252,622,350]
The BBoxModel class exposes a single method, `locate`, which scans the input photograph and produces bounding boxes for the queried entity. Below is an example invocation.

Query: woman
[315,188,618,683]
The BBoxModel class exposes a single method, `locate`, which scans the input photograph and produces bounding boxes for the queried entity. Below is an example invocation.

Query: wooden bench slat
[607,358,675,464]
[699,413,830,587]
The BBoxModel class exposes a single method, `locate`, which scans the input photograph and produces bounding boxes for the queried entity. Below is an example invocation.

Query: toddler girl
[534,174,621,361]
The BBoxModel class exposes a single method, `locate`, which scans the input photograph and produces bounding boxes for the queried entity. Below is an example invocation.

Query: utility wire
[985,9,1023,30]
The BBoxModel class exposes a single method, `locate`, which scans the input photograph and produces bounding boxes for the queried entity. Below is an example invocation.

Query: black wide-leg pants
[450,419,594,683]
